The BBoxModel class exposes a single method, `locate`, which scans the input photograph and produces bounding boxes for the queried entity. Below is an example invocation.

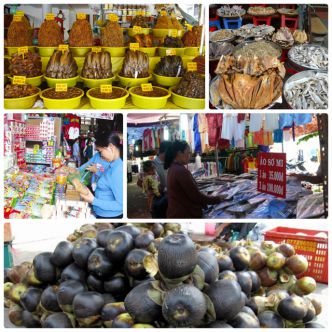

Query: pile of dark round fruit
[4,223,324,328]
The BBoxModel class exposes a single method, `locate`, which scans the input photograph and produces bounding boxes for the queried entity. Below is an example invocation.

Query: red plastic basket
[264,227,328,284]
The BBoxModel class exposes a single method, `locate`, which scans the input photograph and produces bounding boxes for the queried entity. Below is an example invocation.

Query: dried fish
[217,5,245,17]
[209,42,234,59]
[293,30,308,44]
[272,27,294,48]
[234,41,281,58]
[210,29,234,42]
[284,72,328,109]
[233,24,275,39]
[289,44,328,71]
[248,6,276,16]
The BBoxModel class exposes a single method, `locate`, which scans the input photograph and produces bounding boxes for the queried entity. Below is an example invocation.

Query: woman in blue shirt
[80,133,123,219]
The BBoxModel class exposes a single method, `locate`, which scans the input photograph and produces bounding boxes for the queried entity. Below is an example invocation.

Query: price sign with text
[187,62,197,72]
[100,85,113,93]
[133,26,142,34]
[257,152,286,198]
[171,30,178,37]
[46,13,55,21]
[108,14,119,22]
[16,10,24,16]
[92,47,101,53]
[58,44,69,52]
[130,43,140,51]
[77,13,86,20]
[18,46,29,55]
[166,49,176,56]
[141,83,153,92]
[55,83,68,92]
[160,10,167,16]
[13,15,22,22]
[13,76,26,85]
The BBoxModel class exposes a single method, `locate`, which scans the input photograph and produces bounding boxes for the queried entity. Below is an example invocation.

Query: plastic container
[80,76,115,88]
[139,47,157,57]
[129,86,170,109]
[117,74,152,88]
[152,72,182,87]
[128,27,150,37]
[41,88,84,109]
[4,88,41,109]
[44,75,79,88]
[169,87,205,109]
[152,28,183,38]
[37,46,57,57]
[264,227,328,283]
[9,75,43,87]
[158,47,185,57]
[5,46,35,56]
[87,87,129,109]
[184,46,200,56]
[102,46,127,57]
[69,47,92,57]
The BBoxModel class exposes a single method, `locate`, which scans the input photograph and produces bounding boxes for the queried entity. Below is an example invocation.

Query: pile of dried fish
[163,36,184,48]
[101,21,124,47]
[10,51,42,77]
[248,6,276,16]
[209,42,234,59]
[217,5,245,17]
[81,51,112,79]
[173,72,205,99]
[210,29,234,42]
[233,24,275,39]
[193,55,205,75]
[119,50,149,78]
[155,15,183,30]
[130,15,149,28]
[284,72,328,109]
[38,19,63,47]
[293,30,308,44]
[211,55,285,109]
[154,56,184,77]
[133,34,153,47]
[69,17,93,47]
[182,26,203,47]
[289,44,328,71]
[45,50,78,78]
[277,8,298,16]
[272,27,294,48]
[234,41,281,58]
[7,18,32,47]
[4,84,39,98]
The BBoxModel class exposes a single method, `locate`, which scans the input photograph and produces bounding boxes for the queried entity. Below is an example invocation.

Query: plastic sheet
[296,193,324,218]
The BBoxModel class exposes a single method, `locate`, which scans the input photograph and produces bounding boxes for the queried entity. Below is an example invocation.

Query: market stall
[4,113,123,219]
[127,113,327,219]
[3,222,328,328]
[209,4,328,109]
[4,3,205,110]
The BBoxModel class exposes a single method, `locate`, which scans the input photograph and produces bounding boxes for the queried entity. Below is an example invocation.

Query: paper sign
[186,24,193,31]
[130,43,140,51]
[13,15,22,22]
[92,47,101,53]
[18,46,29,55]
[13,76,26,85]
[133,26,142,34]
[55,83,68,92]
[16,10,24,16]
[171,30,178,37]
[141,83,153,92]
[187,62,197,72]
[46,13,55,21]
[166,49,176,56]
[77,13,86,20]
[108,14,119,22]
[100,85,113,93]
[58,44,69,52]
[257,152,286,198]
[160,10,167,16]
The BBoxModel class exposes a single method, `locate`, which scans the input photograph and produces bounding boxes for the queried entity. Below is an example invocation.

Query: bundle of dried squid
[154,56,184,77]
[81,51,113,79]
[119,50,149,78]
[45,50,78,78]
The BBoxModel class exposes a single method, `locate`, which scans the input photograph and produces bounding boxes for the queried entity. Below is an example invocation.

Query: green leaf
[192,265,205,290]
[203,293,216,323]
[147,289,163,306]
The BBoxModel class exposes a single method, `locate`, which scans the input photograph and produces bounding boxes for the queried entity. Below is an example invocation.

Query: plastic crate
[264,227,328,284]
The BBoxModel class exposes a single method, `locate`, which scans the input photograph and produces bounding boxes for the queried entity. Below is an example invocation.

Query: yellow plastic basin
[37,47,57,57]
[170,87,205,109]
[102,46,127,57]
[139,47,157,57]
[87,87,129,109]
[5,46,35,56]
[4,88,41,109]
[128,28,150,37]
[41,88,84,109]
[117,74,152,88]
[152,29,179,38]
[69,47,92,57]
[158,47,185,57]
[129,86,170,109]
[152,72,182,87]
[9,75,43,87]
[80,76,115,88]
[184,47,201,56]
[44,76,79,88]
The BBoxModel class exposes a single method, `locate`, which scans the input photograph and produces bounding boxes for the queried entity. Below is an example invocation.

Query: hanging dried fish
[69,17,93,47]
[38,19,63,47]
[45,50,78,79]
[81,51,112,79]
[119,50,149,78]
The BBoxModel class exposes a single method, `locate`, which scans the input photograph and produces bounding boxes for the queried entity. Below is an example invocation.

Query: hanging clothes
[198,113,209,153]
[193,114,201,154]
[249,114,264,132]
[265,114,279,131]
[273,129,283,143]
[206,113,223,147]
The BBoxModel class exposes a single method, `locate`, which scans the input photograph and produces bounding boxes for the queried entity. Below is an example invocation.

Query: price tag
[136,10,141,16]
[77,13,86,20]
[16,10,24,16]
[133,26,142,34]
[18,46,29,55]
[166,49,176,56]
[130,43,140,51]
[141,83,153,92]
[13,76,26,85]
[92,47,101,53]
[46,13,55,21]
[13,15,22,22]
[48,141,54,146]
[58,44,69,53]
[100,84,113,93]
[187,62,197,72]
[55,83,68,92]
[108,13,119,22]
[186,24,193,31]
[160,10,167,16]
[171,30,178,38]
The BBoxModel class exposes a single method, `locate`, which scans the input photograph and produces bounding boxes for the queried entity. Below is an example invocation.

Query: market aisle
[127,174,151,219]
